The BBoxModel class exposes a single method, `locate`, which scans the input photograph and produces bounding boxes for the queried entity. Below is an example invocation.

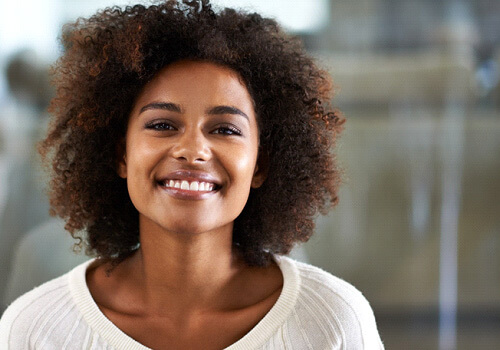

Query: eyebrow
[139,102,249,121]
[207,105,249,121]
[139,102,182,114]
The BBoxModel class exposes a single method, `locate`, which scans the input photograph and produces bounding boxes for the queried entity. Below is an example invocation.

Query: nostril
[171,137,211,163]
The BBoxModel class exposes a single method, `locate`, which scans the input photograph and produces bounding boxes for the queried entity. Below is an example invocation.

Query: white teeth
[164,180,216,192]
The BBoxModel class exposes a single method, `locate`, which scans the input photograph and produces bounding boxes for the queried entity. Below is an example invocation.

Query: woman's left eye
[212,125,242,136]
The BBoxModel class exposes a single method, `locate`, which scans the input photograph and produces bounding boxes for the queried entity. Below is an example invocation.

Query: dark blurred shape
[0,50,54,311]
[5,49,53,113]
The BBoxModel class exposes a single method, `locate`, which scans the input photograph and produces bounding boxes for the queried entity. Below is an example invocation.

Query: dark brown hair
[40,0,344,266]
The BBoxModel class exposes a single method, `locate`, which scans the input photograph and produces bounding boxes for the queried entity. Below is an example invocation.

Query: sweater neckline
[68,255,300,350]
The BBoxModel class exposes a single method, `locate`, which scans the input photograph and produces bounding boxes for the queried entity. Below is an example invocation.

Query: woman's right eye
[145,121,176,131]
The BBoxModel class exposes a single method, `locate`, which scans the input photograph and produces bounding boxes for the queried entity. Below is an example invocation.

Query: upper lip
[157,170,221,186]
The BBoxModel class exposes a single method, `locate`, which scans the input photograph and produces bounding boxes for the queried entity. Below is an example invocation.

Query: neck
[121,216,245,315]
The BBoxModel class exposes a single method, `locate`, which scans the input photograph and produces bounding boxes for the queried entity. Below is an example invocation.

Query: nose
[171,127,211,163]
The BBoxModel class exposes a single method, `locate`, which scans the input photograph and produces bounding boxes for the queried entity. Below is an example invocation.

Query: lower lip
[158,185,218,200]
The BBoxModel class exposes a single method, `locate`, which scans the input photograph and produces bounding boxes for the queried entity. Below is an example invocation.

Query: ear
[251,148,268,189]
[116,138,127,179]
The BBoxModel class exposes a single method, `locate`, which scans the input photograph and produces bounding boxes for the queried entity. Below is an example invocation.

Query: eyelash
[212,124,242,136]
[145,121,176,131]
[144,121,242,136]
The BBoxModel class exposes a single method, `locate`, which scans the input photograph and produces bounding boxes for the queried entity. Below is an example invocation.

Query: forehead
[134,60,255,111]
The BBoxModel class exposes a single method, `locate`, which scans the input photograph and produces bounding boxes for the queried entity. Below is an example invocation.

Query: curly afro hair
[40,0,345,267]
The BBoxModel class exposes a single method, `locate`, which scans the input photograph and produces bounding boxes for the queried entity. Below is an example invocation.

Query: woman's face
[119,60,265,236]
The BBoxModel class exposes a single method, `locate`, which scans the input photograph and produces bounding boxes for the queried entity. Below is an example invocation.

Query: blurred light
[476,59,499,96]
[0,1,61,60]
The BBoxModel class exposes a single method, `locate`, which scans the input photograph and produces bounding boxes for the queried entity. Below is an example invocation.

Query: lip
[157,169,221,200]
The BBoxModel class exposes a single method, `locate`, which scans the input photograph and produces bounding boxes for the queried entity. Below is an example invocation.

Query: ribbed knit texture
[0,256,384,349]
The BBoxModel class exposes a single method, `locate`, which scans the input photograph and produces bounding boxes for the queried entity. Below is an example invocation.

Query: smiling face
[118,60,265,236]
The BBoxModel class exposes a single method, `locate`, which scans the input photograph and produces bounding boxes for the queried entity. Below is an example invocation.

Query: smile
[157,170,221,199]
[163,180,215,192]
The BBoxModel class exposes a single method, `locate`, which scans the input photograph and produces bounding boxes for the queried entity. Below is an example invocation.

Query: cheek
[126,137,163,176]
[227,146,259,187]
[124,138,164,208]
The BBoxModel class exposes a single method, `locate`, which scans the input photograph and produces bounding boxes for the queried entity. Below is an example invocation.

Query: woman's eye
[212,125,242,136]
[145,121,176,131]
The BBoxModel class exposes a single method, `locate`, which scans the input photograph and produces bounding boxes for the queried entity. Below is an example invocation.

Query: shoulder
[0,261,91,349]
[294,258,377,323]
[278,256,384,349]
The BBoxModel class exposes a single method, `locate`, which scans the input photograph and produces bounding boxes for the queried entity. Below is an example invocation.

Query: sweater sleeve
[0,275,71,349]
[0,288,39,348]
[294,261,384,350]
[0,300,17,347]
[342,286,384,349]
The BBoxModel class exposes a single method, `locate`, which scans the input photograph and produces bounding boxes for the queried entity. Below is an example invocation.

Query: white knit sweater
[0,256,384,349]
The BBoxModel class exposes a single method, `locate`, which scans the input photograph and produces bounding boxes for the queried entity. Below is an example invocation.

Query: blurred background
[0,0,499,349]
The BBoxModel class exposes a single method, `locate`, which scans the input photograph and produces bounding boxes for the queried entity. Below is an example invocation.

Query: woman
[0,1,384,349]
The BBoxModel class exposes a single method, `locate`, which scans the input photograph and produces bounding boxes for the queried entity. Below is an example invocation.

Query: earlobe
[116,138,127,179]
[251,168,264,188]
[251,149,268,189]
[117,157,127,179]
